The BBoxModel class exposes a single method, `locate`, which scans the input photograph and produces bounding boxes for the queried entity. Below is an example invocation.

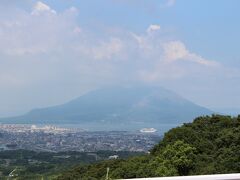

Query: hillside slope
[0,86,212,130]
[56,115,240,179]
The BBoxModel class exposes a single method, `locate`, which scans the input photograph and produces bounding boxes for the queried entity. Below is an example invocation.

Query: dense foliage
[57,115,240,179]
[0,150,142,179]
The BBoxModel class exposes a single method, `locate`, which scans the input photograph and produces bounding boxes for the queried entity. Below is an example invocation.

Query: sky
[0,0,240,117]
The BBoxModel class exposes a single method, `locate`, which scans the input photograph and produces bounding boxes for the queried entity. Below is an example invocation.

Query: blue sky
[0,0,240,116]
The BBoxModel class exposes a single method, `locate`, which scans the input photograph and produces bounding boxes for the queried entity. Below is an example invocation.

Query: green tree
[155,140,196,176]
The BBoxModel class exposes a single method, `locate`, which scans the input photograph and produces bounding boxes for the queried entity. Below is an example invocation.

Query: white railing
[122,173,240,180]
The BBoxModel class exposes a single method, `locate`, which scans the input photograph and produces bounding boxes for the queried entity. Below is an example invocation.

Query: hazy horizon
[1,0,240,117]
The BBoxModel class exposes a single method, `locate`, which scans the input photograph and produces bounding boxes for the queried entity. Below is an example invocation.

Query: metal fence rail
[122,173,240,180]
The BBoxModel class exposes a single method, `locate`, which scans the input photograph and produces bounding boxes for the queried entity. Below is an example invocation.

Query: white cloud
[92,38,123,60]
[0,2,79,56]
[163,41,188,61]
[147,24,161,34]
[0,2,239,116]
[0,3,220,84]
[0,2,231,114]
[163,41,219,67]
[31,1,56,15]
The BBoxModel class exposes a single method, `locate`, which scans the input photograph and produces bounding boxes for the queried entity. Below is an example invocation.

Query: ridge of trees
[57,115,240,180]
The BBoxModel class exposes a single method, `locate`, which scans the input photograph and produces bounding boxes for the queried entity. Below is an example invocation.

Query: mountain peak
[0,86,212,131]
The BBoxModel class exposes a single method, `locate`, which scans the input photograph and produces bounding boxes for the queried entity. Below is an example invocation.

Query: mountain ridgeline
[0,86,212,131]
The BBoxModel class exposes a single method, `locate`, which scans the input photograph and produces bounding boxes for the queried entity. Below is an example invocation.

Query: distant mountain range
[0,86,213,131]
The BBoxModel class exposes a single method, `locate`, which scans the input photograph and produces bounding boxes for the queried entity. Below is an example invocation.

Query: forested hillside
[0,150,142,179]
[57,115,240,179]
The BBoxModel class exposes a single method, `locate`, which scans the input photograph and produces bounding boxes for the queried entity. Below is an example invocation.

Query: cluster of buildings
[0,124,161,152]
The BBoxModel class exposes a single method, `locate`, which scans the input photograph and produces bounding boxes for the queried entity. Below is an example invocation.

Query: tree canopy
[57,115,240,179]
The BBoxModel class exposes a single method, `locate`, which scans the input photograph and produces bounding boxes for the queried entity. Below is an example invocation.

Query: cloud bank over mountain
[0,1,239,116]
